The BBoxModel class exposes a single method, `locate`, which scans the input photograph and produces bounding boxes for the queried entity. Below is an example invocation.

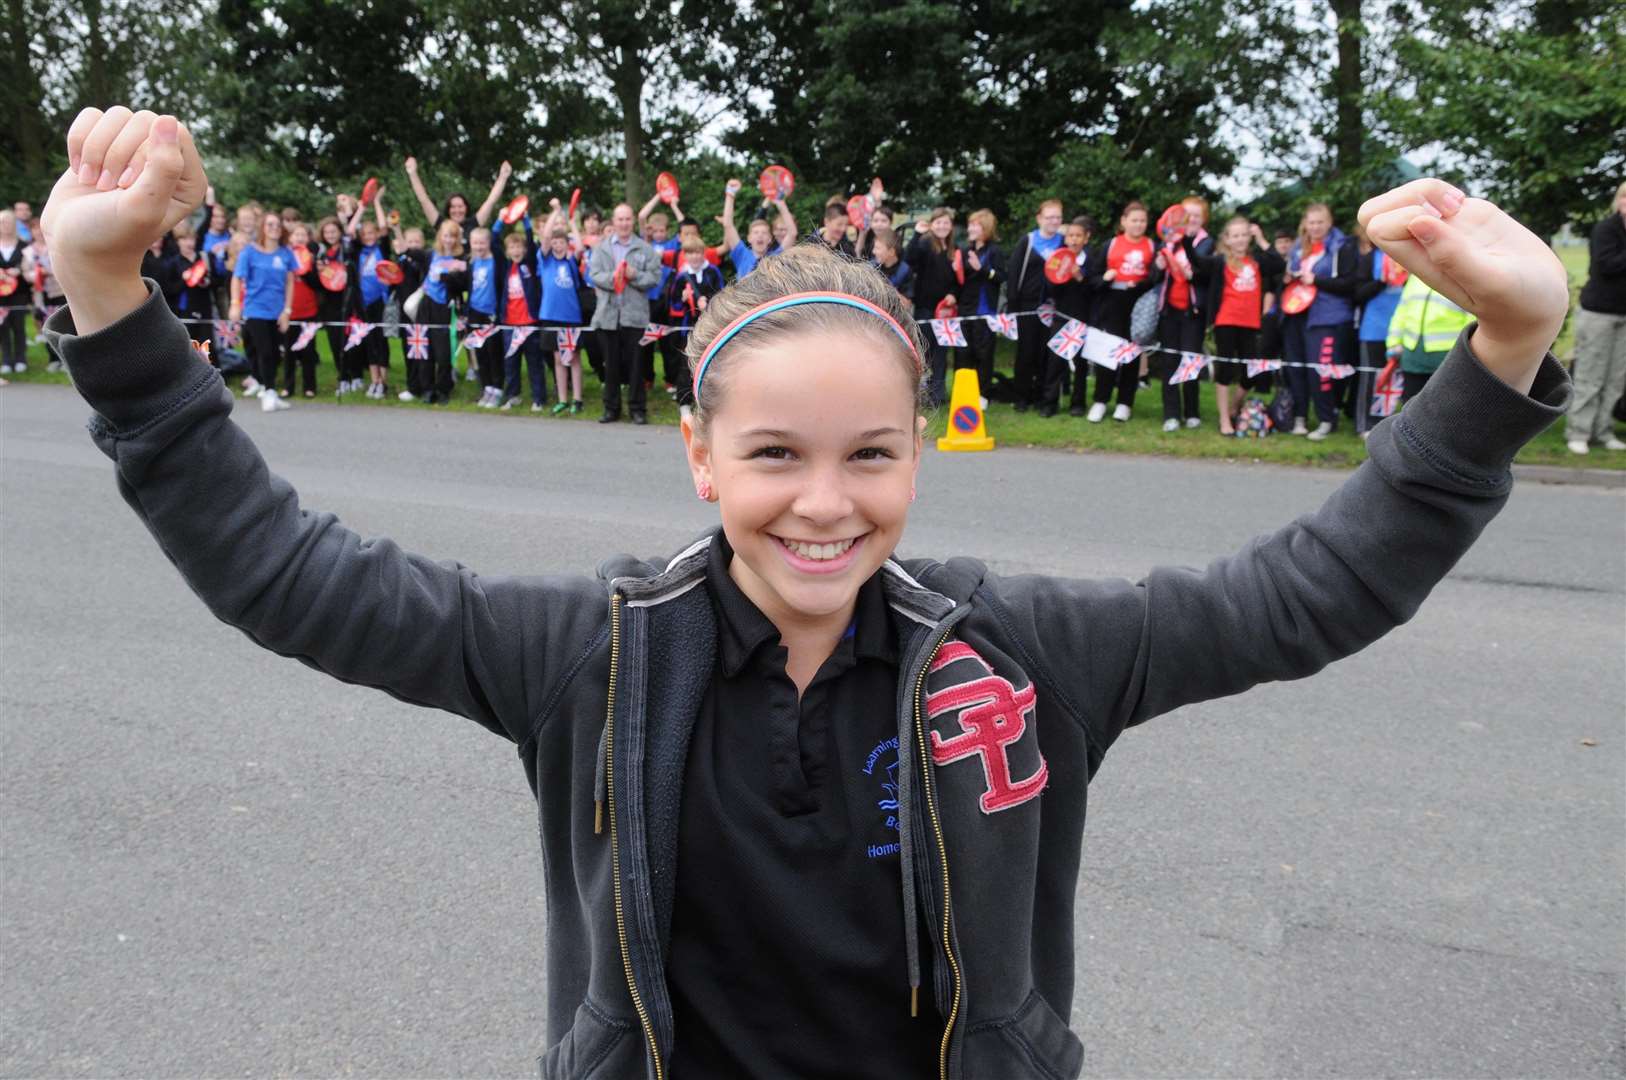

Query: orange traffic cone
[936,368,995,452]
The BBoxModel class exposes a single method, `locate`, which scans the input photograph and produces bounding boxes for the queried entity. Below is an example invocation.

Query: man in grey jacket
[587,203,662,424]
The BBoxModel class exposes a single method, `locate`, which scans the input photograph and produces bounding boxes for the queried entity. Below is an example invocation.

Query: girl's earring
[696,479,713,502]
[909,485,917,504]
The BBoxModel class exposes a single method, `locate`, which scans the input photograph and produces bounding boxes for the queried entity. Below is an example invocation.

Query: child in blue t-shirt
[464,226,504,407]
[539,224,586,414]
[418,218,468,405]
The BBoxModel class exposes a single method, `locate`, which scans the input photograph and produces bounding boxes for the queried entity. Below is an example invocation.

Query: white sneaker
[1566,439,1590,455]
[46,360,62,373]
[500,396,517,411]
[241,377,262,397]
[260,389,290,412]
[1086,402,1107,423]
[1162,418,1180,432]
[1112,404,1131,422]
[1292,418,1308,436]
[1307,422,1334,442]
[398,390,416,402]
[531,402,545,412]
[1184,417,1201,429]
[0,365,11,375]
[1604,437,1626,451]
[13,360,25,372]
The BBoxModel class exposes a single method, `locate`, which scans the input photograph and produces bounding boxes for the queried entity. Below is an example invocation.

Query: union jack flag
[505,325,536,357]
[557,327,581,349]
[405,323,430,360]
[1047,318,1087,362]
[1370,370,1404,417]
[461,324,500,351]
[930,318,966,348]
[1110,339,1141,368]
[0,309,8,326]
[344,316,373,351]
[1246,358,1283,379]
[986,313,1020,340]
[1170,351,1208,384]
[290,322,320,352]
[214,319,240,348]
[1315,362,1356,380]
[639,323,671,346]
[1036,301,1056,327]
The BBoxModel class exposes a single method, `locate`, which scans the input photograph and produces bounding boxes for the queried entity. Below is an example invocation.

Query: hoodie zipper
[914,629,961,1080]
[604,593,664,1080]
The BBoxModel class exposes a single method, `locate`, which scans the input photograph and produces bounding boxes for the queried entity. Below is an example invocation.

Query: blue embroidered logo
[864,735,901,859]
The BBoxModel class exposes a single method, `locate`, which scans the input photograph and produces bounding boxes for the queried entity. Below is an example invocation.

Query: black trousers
[283,324,318,394]
[599,326,647,417]
[958,317,996,399]
[244,318,283,389]
[1013,315,1046,407]
[1,305,29,366]
[1154,305,1205,422]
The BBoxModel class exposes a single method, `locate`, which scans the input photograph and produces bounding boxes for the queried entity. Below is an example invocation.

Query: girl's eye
[749,446,793,461]
[852,447,894,461]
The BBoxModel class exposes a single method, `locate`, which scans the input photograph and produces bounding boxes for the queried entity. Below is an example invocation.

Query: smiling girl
[42,108,1572,1080]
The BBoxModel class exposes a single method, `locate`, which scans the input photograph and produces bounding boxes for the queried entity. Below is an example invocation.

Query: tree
[1381,0,1626,238]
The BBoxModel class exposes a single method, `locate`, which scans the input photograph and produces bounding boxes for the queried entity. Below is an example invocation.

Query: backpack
[1130,288,1160,345]
[1236,396,1275,437]
[1267,383,1296,431]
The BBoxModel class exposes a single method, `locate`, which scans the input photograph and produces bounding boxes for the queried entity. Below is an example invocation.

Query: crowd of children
[4,173,1618,450]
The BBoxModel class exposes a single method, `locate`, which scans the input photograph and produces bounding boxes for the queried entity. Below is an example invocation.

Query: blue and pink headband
[691,291,922,399]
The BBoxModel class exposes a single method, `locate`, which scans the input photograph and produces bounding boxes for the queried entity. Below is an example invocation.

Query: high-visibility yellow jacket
[1386,276,1472,374]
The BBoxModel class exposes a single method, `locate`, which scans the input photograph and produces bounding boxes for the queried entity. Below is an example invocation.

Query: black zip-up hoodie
[904,233,959,319]
[46,284,1570,1080]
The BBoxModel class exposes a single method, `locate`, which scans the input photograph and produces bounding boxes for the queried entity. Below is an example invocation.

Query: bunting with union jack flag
[405,324,430,360]
[1246,358,1283,379]
[1082,328,1138,369]
[290,322,320,353]
[1370,370,1404,417]
[930,318,967,348]
[1047,318,1087,363]
[213,319,240,349]
[460,323,500,352]
[1036,301,1056,328]
[505,326,536,358]
[1170,351,1208,384]
[639,323,671,346]
[343,317,374,351]
[987,313,1020,340]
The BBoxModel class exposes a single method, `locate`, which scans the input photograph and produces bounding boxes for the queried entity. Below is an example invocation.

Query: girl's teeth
[784,537,854,560]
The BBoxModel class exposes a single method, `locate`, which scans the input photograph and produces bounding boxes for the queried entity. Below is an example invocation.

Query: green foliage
[1381,0,1626,238]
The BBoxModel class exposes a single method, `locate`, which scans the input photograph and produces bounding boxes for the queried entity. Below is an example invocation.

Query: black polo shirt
[667,536,940,1078]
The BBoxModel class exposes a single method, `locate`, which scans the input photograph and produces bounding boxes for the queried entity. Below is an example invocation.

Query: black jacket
[1050,246,1098,323]
[157,252,214,322]
[48,283,1573,1080]
[1185,240,1286,329]
[875,257,914,302]
[904,233,958,317]
[1005,231,1060,309]
[1579,213,1626,315]
[957,241,1005,317]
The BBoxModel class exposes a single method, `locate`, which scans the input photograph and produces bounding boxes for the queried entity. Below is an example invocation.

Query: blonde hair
[687,244,926,431]
[434,218,463,254]
[1221,215,1251,270]
[1298,202,1333,252]
[681,236,705,255]
[967,209,999,244]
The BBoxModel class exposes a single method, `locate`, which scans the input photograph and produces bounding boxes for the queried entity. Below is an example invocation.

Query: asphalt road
[3,382,1622,1078]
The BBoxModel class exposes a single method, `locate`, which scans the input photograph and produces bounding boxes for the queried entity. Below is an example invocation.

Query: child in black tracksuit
[956,212,1004,402]
[1005,203,1066,411]
[904,211,959,405]
[492,213,546,409]
[1041,217,1098,416]
[159,223,214,356]
[870,228,914,303]
[660,239,725,410]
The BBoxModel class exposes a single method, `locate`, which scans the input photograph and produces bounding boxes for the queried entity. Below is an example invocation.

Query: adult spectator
[1565,180,1626,454]
[587,202,661,425]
